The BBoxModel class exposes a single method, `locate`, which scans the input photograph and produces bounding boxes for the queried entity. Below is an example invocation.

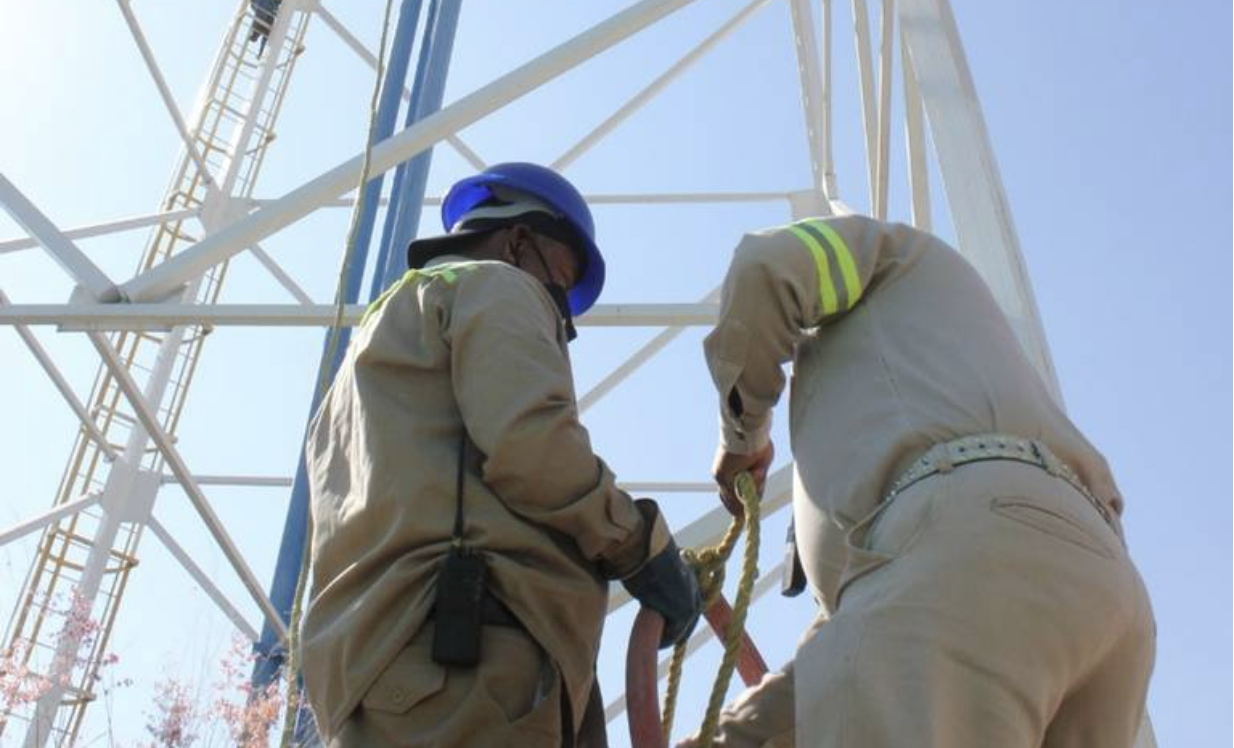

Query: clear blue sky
[0,0,1228,745]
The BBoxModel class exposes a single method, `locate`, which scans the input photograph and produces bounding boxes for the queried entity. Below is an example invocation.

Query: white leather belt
[885,433,1114,527]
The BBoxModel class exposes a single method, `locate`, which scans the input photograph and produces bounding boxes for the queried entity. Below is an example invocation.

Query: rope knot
[661,471,763,747]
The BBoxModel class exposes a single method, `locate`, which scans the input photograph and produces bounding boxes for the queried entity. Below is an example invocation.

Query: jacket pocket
[361,646,447,714]
[835,503,896,602]
[990,496,1115,559]
[837,489,936,603]
[475,627,561,739]
[487,667,561,741]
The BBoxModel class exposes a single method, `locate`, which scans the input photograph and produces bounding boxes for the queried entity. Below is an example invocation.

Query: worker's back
[701,214,1150,748]
[722,216,1121,608]
[301,255,633,738]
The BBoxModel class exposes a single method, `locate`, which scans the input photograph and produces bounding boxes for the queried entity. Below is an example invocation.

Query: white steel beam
[85,331,289,644]
[23,322,189,748]
[287,191,790,209]
[152,476,712,491]
[0,492,102,548]
[551,0,771,171]
[898,0,1060,398]
[788,0,836,197]
[160,474,295,487]
[851,0,879,208]
[900,24,930,231]
[146,517,260,642]
[249,244,314,305]
[0,208,198,255]
[117,0,709,304]
[114,0,217,189]
[314,4,379,70]
[0,302,720,330]
[255,196,390,208]
[579,286,720,413]
[0,289,118,461]
[446,134,489,171]
[313,2,488,172]
[583,191,789,204]
[0,174,120,302]
[616,482,716,493]
[874,0,894,219]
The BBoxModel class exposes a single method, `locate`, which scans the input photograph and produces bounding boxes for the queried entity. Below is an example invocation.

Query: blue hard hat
[442,163,604,316]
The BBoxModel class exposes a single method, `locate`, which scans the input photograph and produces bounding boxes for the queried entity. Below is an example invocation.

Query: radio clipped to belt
[431,433,489,668]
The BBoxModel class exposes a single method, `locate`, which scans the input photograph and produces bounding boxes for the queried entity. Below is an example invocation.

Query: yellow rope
[277,0,397,744]
[661,472,762,746]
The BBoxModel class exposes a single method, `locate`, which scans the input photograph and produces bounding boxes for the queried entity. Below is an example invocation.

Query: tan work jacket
[703,216,1123,612]
[302,256,656,738]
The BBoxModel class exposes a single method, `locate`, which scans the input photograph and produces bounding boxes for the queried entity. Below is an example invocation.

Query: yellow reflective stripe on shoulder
[421,266,456,284]
[361,269,419,327]
[360,262,482,327]
[786,225,839,315]
[806,219,862,308]
[419,260,479,283]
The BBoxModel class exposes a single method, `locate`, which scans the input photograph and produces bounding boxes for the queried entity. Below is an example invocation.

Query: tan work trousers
[686,460,1154,748]
[795,460,1155,747]
[332,622,572,748]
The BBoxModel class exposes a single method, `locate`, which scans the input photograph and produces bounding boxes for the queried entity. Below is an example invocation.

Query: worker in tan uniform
[681,215,1154,747]
[300,163,703,748]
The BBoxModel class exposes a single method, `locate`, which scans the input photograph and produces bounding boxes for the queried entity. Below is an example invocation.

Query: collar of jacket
[424,254,472,269]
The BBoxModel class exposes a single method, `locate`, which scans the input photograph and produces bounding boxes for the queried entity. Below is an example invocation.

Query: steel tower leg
[5,1,312,743]
[21,323,189,748]
[898,0,1060,399]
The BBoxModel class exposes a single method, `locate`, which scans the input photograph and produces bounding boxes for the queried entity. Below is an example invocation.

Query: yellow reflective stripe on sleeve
[786,225,839,315]
[807,219,862,308]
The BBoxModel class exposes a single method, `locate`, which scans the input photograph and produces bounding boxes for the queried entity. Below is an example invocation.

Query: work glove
[620,501,703,649]
[624,539,703,648]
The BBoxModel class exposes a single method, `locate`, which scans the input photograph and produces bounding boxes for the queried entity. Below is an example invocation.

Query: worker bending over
[300,163,702,748]
[684,215,1154,747]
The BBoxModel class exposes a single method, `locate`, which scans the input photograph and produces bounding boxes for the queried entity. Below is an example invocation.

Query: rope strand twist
[660,472,762,747]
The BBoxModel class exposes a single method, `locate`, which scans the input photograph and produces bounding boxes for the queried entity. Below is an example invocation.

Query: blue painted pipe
[290,5,464,742]
[371,0,464,293]
[250,0,426,698]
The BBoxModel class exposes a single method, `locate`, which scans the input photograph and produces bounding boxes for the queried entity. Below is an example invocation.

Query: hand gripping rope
[627,472,769,748]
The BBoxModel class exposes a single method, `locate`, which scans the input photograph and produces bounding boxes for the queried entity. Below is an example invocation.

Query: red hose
[626,597,769,748]
[702,594,769,688]
[627,607,667,748]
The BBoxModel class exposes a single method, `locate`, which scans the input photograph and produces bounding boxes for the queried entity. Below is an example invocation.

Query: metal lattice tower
[0,2,310,743]
[0,0,1154,745]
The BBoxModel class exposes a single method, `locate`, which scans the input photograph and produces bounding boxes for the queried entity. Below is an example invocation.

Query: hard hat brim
[405,228,491,270]
[407,226,605,319]
[443,172,605,317]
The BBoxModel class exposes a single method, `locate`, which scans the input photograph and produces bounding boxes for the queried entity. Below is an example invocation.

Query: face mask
[543,282,578,343]
[522,240,579,343]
